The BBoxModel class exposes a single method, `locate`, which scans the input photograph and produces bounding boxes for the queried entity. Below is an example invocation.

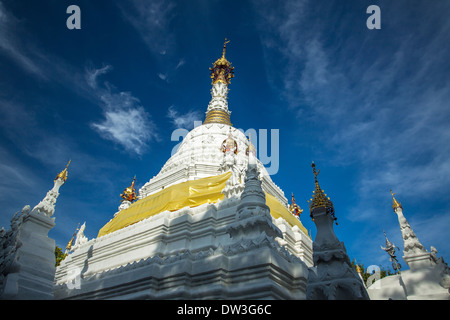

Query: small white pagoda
[367,191,450,300]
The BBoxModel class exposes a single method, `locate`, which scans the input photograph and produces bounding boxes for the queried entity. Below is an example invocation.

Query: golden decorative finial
[55,160,71,183]
[354,259,363,274]
[390,190,402,211]
[222,38,230,58]
[312,161,320,184]
[65,222,80,252]
[221,127,238,154]
[120,176,138,202]
[309,162,336,222]
[210,38,235,85]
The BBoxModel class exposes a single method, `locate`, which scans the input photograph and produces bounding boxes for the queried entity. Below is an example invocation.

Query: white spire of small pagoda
[390,190,431,269]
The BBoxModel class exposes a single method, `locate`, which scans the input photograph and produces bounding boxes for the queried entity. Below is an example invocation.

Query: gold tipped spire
[210,38,235,85]
[354,259,363,274]
[309,162,336,222]
[65,222,80,253]
[55,160,71,183]
[221,127,238,154]
[390,190,402,211]
[204,39,234,125]
[120,176,138,202]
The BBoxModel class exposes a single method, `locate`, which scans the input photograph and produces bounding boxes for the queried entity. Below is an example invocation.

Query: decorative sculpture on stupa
[221,128,244,197]
[221,127,238,155]
[381,231,401,274]
[120,176,138,203]
[289,193,303,219]
[204,39,234,126]
[117,176,138,213]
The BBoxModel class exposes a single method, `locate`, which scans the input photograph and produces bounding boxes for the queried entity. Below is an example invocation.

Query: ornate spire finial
[65,222,80,253]
[354,259,363,274]
[312,161,320,185]
[309,162,336,222]
[210,39,235,85]
[55,160,71,183]
[221,127,238,154]
[381,230,402,274]
[222,38,230,58]
[390,189,402,211]
[204,39,234,126]
[120,176,138,203]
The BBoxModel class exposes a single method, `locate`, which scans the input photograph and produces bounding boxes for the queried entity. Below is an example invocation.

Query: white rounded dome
[139,123,287,206]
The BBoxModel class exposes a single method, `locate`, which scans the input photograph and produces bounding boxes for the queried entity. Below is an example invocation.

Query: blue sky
[1,0,449,272]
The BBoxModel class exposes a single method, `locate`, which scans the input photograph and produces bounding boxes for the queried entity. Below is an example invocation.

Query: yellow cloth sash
[98,172,308,237]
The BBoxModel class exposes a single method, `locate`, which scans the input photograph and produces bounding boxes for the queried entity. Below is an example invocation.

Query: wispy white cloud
[167,105,202,130]
[87,65,159,156]
[254,0,450,201]
[157,57,186,83]
[86,65,113,89]
[0,1,44,77]
[91,104,157,156]
[175,58,185,70]
[117,0,186,83]
[158,73,168,81]
[0,1,96,100]
[117,0,176,57]
[253,0,450,264]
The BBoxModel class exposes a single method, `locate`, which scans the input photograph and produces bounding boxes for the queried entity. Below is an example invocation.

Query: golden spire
[120,176,138,202]
[390,190,402,211]
[55,160,71,183]
[210,38,235,85]
[354,259,363,274]
[65,222,79,253]
[308,162,336,222]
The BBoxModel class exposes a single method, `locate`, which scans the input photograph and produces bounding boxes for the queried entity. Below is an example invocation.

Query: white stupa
[53,40,313,299]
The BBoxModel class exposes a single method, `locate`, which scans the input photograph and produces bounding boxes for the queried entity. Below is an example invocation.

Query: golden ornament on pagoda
[245,134,257,156]
[390,190,402,211]
[210,38,235,85]
[308,162,336,223]
[55,160,71,183]
[120,176,138,202]
[289,193,303,218]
